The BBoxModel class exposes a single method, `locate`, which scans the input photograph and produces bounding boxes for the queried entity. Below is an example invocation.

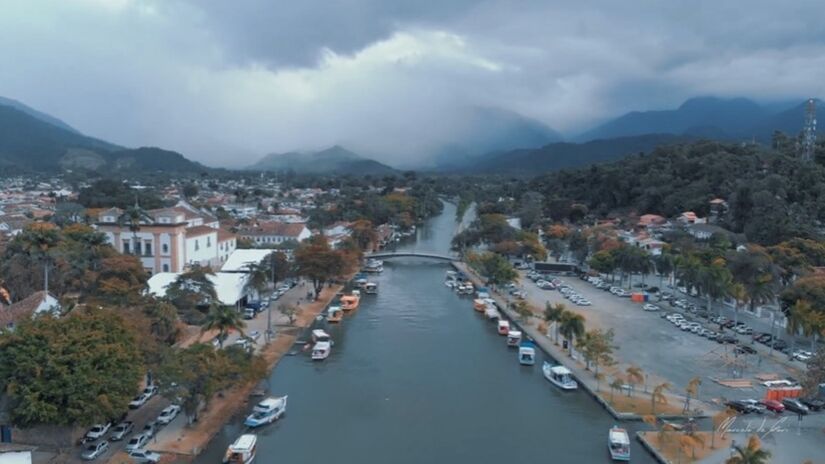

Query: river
[196,202,655,463]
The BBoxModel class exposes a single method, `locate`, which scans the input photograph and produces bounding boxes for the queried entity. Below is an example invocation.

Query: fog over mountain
[2,1,825,167]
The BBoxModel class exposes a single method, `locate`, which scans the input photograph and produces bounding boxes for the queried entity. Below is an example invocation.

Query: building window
[123,241,130,254]
[144,241,152,256]
[162,264,169,272]
[195,239,200,251]
[207,236,211,247]
[162,243,169,254]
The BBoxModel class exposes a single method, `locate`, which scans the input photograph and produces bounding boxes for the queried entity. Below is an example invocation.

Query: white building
[96,201,237,274]
[238,222,311,246]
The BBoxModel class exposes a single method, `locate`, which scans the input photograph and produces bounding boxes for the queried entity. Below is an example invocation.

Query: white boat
[497,319,510,335]
[542,362,578,390]
[364,282,378,294]
[518,342,536,365]
[485,306,500,320]
[608,426,631,461]
[244,396,287,427]
[506,330,522,347]
[445,280,456,289]
[364,259,383,273]
[223,434,257,464]
[312,341,331,361]
[311,329,331,344]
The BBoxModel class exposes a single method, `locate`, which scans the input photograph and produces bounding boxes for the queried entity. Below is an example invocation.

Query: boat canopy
[313,341,331,351]
[507,330,522,338]
[231,434,257,451]
[312,329,330,340]
[550,365,572,375]
[609,428,630,445]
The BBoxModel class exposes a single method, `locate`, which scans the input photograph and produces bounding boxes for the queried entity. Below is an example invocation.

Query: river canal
[196,202,655,463]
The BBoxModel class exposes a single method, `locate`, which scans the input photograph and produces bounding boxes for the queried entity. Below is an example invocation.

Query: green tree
[467,252,517,287]
[559,311,586,356]
[580,328,617,392]
[651,382,671,415]
[725,435,772,464]
[544,302,566,344]
[0,308,142,427]
[201,303,246,348]
[166,265,217,324]
[295,235,345,298]
[625,365,644,397]
[243,261,271,300]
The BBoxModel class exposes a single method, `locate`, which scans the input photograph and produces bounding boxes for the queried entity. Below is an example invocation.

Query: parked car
[156,405,181,425]
[799,397,825,411]
[740,399,766,414]
[643,304,660,312]
[109,421,133,441]
[734,325,753,335]
[772,340,789,351]
[760,399,785,413]
[85,422,112,440]
[127,449,162,464]
[793,350,814,362]
[143,385,158,397]
[129,393,150,409]
[735,345,757,355]
[248,330,261,342]
[125,434,149,452]
[141,421,157,439]
[81,441,110,460]
[717,334,738,344]
[725,400,752,414]
[782,398,810,415]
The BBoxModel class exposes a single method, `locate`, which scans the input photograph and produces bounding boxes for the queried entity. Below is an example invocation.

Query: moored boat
[312,329,331,344]
[518,341,536,365]
[244,396,287,427]
[506,330,522,347]
[327,305,343,323]
[363,259,384,273]
[364,282,378,294]
[542,362,578,390]
[608,426,631,461]
[497,319,510,335]
[473,299,486,311]
[312,341,331,360]
[341,294,360,311]
[484,306,500,320]
[223,434,257,464]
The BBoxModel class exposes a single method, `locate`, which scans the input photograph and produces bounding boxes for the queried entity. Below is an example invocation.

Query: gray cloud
[1,0,825,167]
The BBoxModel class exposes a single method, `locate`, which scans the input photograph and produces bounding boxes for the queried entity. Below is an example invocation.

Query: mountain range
[577,96,810,142]
[247,145,397,175]
[0,98,205,174]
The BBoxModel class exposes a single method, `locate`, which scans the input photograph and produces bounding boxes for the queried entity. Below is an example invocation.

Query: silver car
[81,441,109,460]
[125,433,149,452]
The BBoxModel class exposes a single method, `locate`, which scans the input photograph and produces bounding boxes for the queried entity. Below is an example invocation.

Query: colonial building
[238,222,311,246]
[96,201,237,274]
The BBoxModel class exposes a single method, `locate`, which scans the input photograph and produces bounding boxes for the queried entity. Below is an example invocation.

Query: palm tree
[651,382,670,415]
[730,283,748,326]
[559,311,586,356]
[625,365,644,396]
[243,261,271,300]
[698,260,733,316]
[201,303,246,348]
[725,435,772,464]
[117,202,152,256]
[676,254,703,295]
[684,376,702,413]
[18,223,61,293]
[653,252,675,293]
[786,299,809,356]
[543,302,566,344]
[609,376,624,403]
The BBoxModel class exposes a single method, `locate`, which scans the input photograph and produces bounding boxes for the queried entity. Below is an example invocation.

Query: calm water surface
[196,202,655,463]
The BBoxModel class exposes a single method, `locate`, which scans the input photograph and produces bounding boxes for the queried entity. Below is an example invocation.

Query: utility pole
[266,251,275,343]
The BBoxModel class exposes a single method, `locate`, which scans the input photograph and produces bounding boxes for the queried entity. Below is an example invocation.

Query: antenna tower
[802,98,816,161]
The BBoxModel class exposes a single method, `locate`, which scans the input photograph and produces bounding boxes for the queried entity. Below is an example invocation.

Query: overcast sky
[2,0,825,167]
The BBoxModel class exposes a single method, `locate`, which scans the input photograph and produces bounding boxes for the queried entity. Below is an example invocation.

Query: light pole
[266,251,275,344]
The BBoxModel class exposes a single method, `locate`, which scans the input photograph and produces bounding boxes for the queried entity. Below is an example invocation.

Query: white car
[85,422,111,440]
[248,330,261,342]
[643,304,660,311]
[81,441,109,460]
[793,350,813,362]
[761,379,795,388]
[127,449,162,464]
[129,393,150,409]
[125,433,149,452]
[156,405,181,425]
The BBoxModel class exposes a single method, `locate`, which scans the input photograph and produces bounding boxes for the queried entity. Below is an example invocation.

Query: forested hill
[525,140,825,245]
[0,101,206,174]
[444,134,690,174]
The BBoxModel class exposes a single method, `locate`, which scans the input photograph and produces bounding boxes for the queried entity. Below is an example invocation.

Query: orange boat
[473,299,486,312]
[341,294,360,311]
[327,305,343,323]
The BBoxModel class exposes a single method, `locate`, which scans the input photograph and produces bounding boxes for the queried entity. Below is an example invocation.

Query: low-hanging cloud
[2,0,825,167]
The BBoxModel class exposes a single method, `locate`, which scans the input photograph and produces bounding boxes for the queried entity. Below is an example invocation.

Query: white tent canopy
[221,249,274,273]
[147,271,249,306]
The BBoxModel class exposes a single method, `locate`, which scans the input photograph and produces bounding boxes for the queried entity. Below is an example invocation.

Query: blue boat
[518,341,536,365]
